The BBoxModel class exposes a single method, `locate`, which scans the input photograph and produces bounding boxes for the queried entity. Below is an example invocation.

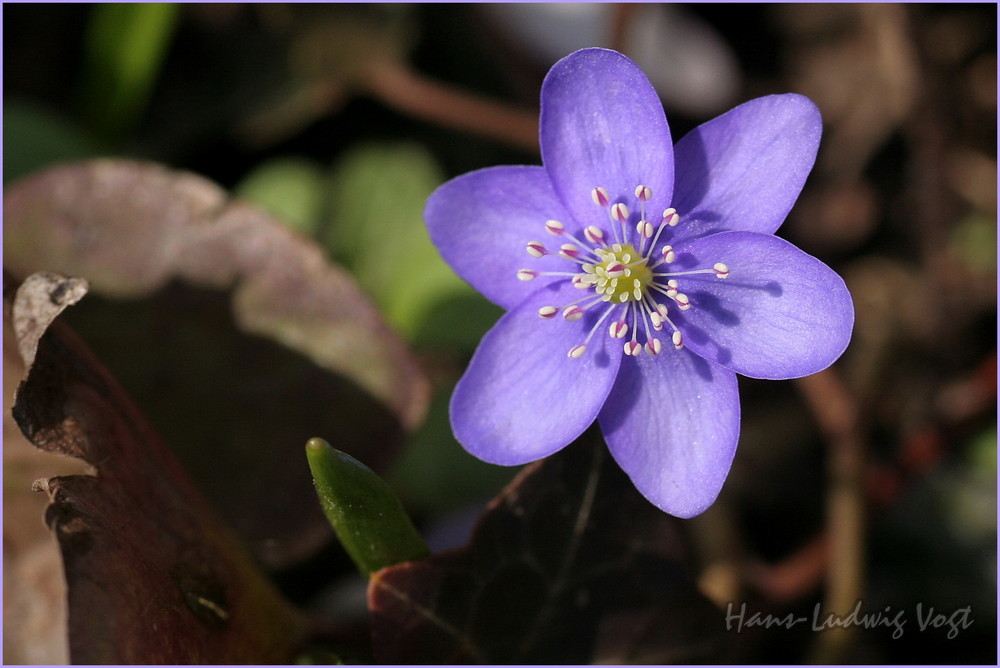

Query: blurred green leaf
[80,3,180,141]
[948,213,997,273]
[307,437,430,577]
[388,388,514,514]
[3,101,103,184]
[234,157,327,236]
[325,142,478,340]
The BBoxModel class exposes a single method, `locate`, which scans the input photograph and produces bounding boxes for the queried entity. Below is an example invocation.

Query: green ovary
[587,243,653,303]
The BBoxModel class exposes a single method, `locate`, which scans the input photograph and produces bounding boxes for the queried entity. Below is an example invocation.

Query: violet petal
[451,280,623,465]
[425,166,575,310]
[673,231,854,379]
[540,48,674,231]
[671,94,822,239]
[599,351,740,518]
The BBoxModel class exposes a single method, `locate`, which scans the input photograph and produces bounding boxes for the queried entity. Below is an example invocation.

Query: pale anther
[624,341,642,356]
[527,241,547,258]
[662,208,680,226]
[562,305,584,321]
[611,202,629,222]
[517,269,538,281]
[545,219,565,235]
[661,245,676,263]
[568,344,587,358]
[559,243,581,260]
[591,187,610,208]
[714,262,730,278]
[675,293,691,310]
[645,338,662,356]
[585,226,606,245]
[637,220,654,238]
[605,262,626,278]
[609,320,628,338]
[672,330,684,349]
[635,185,652,201]
[538,305,558,319]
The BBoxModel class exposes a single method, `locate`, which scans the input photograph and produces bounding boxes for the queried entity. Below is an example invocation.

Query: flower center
[516,184,729,359]
[584,243,652,304]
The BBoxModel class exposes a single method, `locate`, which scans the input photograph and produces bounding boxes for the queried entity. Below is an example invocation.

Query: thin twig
[795,368,866,664]
[364,59,539,153]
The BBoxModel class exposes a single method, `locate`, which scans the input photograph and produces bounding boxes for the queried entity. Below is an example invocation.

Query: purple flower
[424,48,854,518]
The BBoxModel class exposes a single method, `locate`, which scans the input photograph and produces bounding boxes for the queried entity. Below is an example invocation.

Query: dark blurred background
[4,3,996,664]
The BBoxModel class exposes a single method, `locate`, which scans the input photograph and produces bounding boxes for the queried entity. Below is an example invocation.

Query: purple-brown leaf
[6,272,311,663]
[368,433,728,664]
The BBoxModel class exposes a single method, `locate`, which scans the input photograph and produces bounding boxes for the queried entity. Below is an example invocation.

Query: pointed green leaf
[306,438,429,576]
[80,3,180,141]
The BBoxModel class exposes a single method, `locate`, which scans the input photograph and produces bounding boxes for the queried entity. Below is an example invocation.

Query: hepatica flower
[425,48,853,517]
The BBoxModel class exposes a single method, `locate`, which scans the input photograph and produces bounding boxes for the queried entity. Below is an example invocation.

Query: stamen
[520,195,721,360]
[645,297,668,331]
[568,302,620,359]
[635,185,652,234]
[538,306,558,319]
[584,225,606,245]
[545,219,565,236]
[624,303,642,356]
[558,243,581,260]
[611,202,629,222]
[527,241,547,258]
[605,262,626,279]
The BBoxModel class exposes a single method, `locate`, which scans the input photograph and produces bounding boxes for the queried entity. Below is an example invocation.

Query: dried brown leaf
[7,272,310,664]
[3,159,429,568]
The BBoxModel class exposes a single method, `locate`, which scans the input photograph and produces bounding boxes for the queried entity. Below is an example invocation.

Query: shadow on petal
[689,292,740,327]
[680,322,733,367]
[596,358,642,435]
[687,350,715,382]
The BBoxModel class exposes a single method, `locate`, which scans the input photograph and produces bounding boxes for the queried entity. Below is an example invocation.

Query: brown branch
[795,368,867,663]
[363,59,539,154]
